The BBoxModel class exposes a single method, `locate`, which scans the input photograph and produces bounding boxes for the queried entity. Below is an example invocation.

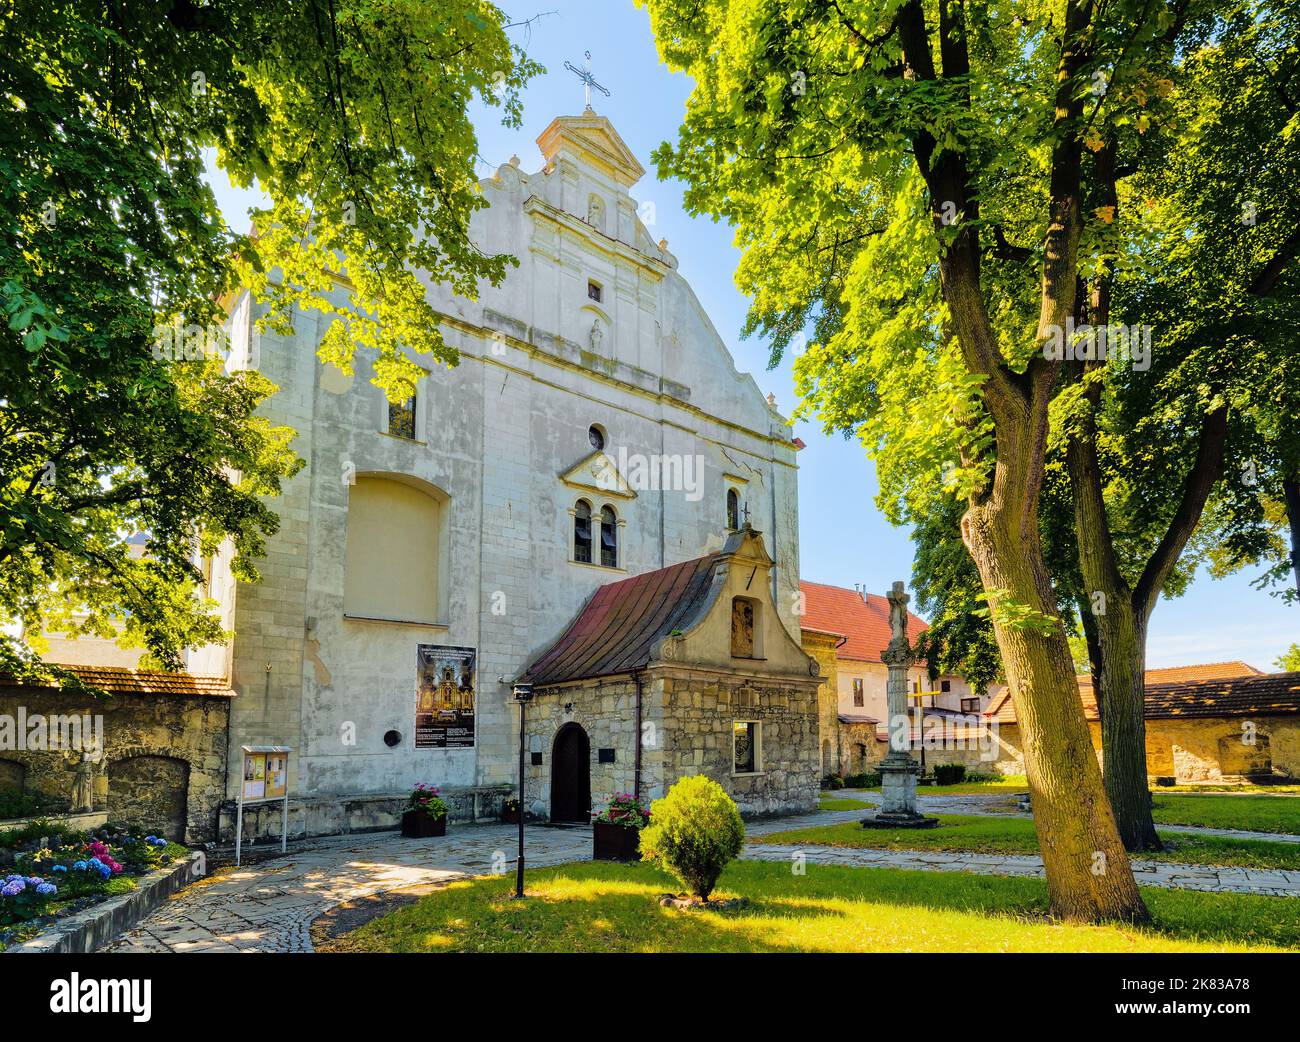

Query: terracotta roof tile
[0,665,235,699]
[798,581,928,664]
[985,665,1291,725]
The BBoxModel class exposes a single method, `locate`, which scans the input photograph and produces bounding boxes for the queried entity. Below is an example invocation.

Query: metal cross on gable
[563,50,610,111]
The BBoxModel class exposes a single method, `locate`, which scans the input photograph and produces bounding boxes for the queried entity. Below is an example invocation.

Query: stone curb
[5,852,203,954]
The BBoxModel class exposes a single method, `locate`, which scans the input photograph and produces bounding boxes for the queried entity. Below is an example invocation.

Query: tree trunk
[1095,601,1161,850]
[962,501,1148,923]
[1284,471,1300,601]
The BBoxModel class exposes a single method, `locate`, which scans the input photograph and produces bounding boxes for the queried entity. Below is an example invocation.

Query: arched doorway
[551,723,591,823]
[108,755,190,841]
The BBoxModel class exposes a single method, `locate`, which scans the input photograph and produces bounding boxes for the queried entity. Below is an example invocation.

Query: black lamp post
[511,682,533,899]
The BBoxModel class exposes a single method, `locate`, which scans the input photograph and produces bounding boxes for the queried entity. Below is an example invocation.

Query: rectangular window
[733,720,760,774]
[852,678,864,707]
[588,280,602,302]
[961,697,979,714]
[940,679,951,693]
[388,393,416,440]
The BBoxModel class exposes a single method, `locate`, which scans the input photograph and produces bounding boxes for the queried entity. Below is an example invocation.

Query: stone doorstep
[6,852,203,955]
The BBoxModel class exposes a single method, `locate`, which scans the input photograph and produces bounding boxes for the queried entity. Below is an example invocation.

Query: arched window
[588,424,605,451]
[574,499,593,564]
[344,476,443,623]
[726,488,740,530]
[600,505,617,568]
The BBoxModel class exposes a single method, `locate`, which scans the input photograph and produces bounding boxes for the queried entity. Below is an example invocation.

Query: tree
[643,0,1294,923]
[0,1,539,678]
[1062,2,1299,849]
[1277,644,1300,673]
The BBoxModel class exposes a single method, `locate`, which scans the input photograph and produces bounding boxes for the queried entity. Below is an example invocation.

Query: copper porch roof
[522,552,724,686]
[0,665,235,698]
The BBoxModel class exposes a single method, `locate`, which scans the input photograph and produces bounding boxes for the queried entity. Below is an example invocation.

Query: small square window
[388,393,416,440]
[588,281,602,303]
[941,679,952,693]
[961,697,980,714]
[734,720,760,774]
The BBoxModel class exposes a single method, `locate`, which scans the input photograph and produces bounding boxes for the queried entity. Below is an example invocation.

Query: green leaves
[0,0,537,670]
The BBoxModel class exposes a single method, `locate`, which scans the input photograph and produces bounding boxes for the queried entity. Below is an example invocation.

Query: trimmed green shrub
[842,772,881,789]
[640,775,744,901]
[933,763,967,786]
[963,770,1004,784]
[821,773,844,790]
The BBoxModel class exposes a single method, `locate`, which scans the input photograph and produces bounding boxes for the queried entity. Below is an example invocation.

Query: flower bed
[0,820,189,949]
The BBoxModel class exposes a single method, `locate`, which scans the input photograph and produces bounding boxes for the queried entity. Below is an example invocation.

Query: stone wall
[0,688,230,843]
[654,667,820,817]
[801,631,842,776]
[219,784,512,844]
[525,666,820,820]
[990,717,1300,782]
[524,676,641,817]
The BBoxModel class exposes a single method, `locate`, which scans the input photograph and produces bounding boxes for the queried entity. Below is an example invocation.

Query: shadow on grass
[339,859,1300,953]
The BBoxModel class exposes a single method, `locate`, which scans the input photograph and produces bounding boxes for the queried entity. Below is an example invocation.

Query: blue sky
[206,0,1295,671]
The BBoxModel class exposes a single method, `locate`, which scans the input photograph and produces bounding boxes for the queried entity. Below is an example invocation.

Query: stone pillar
[862,581,937,829]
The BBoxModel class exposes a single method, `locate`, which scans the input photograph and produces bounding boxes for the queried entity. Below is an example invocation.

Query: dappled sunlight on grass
[339,860,1300,954]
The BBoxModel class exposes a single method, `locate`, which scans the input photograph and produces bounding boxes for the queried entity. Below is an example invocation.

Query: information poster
[415,644,476,748]
[265,751,288,798]
[242,751,266,800]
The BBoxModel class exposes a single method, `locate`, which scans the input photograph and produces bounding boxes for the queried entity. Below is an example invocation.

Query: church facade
[203,112,809,839]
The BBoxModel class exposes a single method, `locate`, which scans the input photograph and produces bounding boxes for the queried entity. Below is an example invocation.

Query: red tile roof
[523,553,722,686]
[0,665,235,699]
[986,664,1289,725]
[799,581,928,663]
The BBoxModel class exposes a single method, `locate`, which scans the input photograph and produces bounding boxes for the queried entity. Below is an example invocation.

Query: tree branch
[1132,405,1230,618]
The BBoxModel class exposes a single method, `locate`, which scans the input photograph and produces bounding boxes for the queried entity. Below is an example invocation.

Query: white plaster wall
[216,117,802,798]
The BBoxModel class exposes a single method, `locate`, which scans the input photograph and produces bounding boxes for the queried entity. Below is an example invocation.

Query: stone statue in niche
[731,597,754,658]
[70,752,95,813]
[588,318,605,353]
[587,194,605,230]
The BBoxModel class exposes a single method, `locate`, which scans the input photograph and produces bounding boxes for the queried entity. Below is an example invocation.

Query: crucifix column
[861,581,938,829]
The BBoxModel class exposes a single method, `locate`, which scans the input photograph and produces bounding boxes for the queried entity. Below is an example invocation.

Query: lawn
[333,859,1300,953]
[818,797,871,811]
[1151,794,1300,834]
[760,815,1300,870]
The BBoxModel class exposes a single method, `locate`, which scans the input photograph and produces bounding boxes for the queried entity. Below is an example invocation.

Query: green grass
[337,859,1300,953]
[1152,794,1300,834]
[819,797,871,811]
[761,814,1300,870]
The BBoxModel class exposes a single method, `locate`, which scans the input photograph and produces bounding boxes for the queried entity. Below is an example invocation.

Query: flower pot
[501,806,522,824]
[402,809,447,838]
[592,820,641,862]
